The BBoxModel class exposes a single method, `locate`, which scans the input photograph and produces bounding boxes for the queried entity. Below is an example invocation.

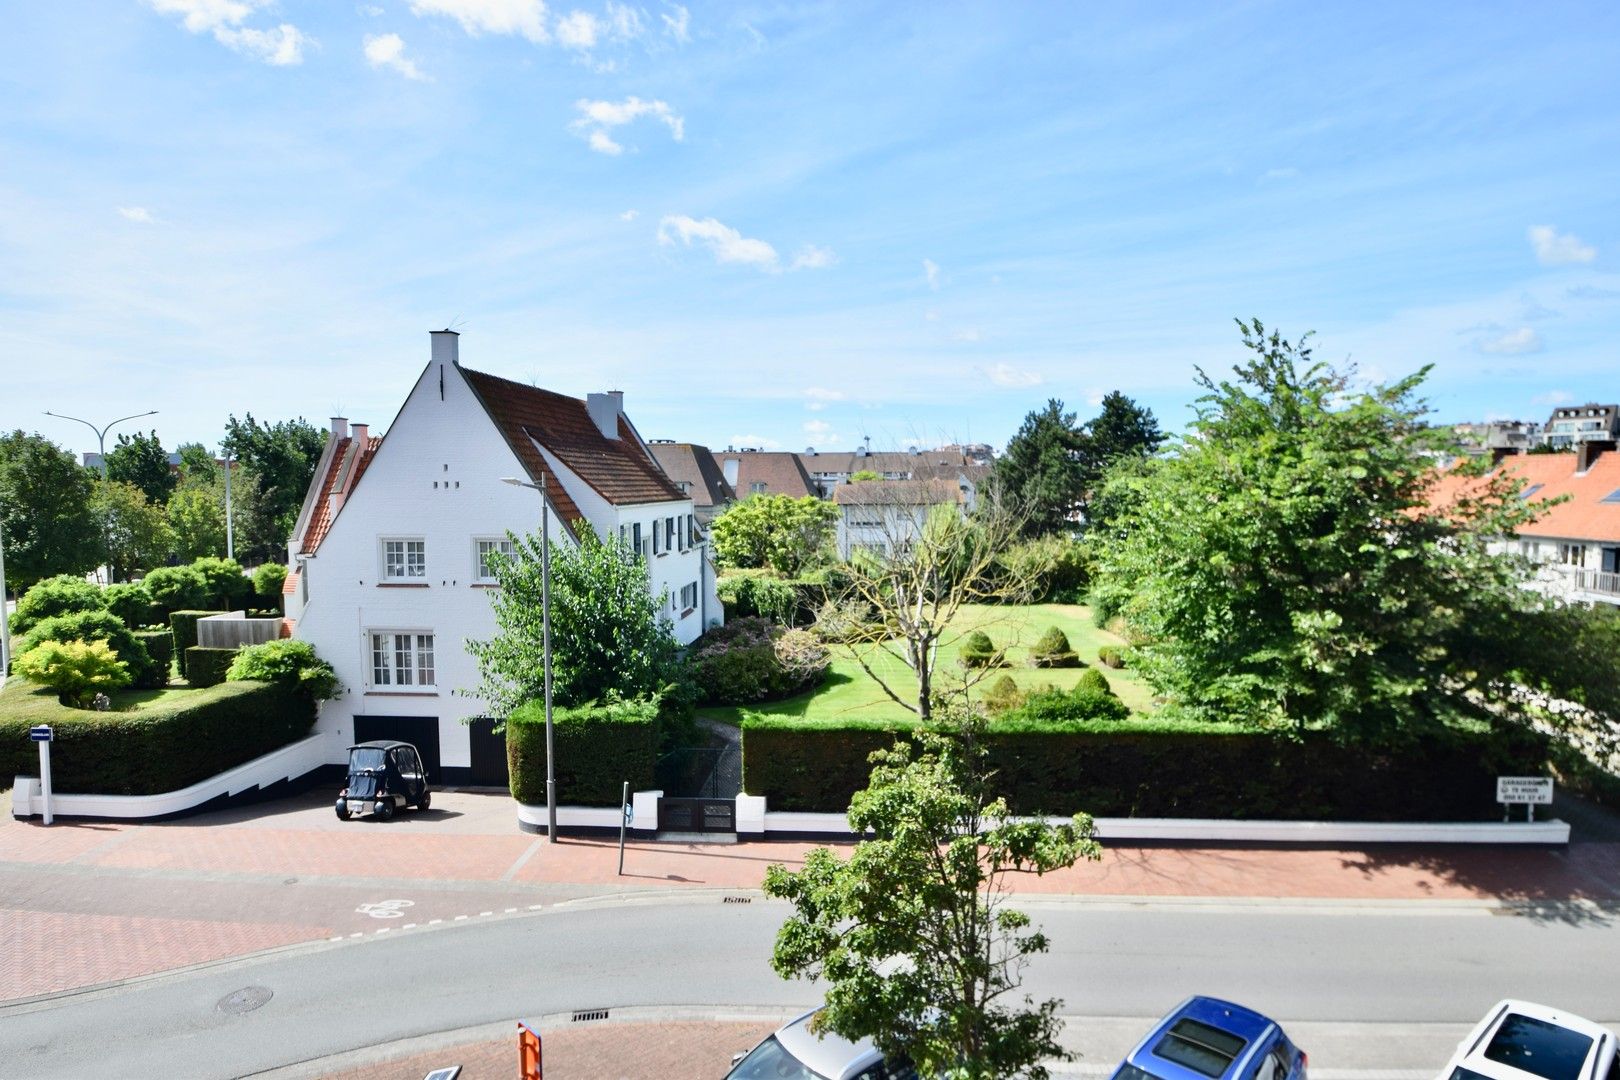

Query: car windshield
[1153,1018,1248,1079]
[1115,1064,1170,1080]
[726,1035,829,1080]
[1483,1014,1594,1080]
[1450,1069,1499,1080]
[350,748,388,771]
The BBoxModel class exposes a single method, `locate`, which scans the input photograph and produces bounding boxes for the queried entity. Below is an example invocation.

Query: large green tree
[466,527,681,720]
[1092,320,1547,745]
[104,429,176,505]
[710,494,838,575]
[765,709,1102,1080]
[993,400,1085,538]
[0,431,101,591]
[221,414,325,562]
[167,483,227,562]
[92,480,174,581]
[1076,392,1162,532]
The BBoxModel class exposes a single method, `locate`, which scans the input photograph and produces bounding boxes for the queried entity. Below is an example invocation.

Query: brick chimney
[587,391,624,440]
[350,423,369,445]
[1577,440,1614,474]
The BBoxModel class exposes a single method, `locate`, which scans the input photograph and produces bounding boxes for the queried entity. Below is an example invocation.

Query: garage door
[353,715,442,784]
[467,717,509,789]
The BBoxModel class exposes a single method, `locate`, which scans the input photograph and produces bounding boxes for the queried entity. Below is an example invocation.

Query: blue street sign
[29,726,53,742]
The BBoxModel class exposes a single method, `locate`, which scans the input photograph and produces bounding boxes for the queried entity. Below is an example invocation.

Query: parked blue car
[1111,996,1308,1080]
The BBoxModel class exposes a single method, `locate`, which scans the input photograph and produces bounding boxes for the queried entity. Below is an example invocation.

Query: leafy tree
[221,414,325,562]
[192,556,254,608]
[1092,320,1549,744]
[765,708,1102,1080]
[849,469,883,482]
[175,442,219,485]
[17,610,162,689]
[227,638,339,699]
[14,639,131,706]
[92,480,173,581]
[167,484,227,562]
[0,431,101,590]
[993,400,1086,537]
[710,494,838,575]
[252,562,288,602]
[1076,392,1162,531]
[142,564,209,617]
[466,527,681,720]
[11,575,106,634]
[103,582,155,628]
[104,430,176,505]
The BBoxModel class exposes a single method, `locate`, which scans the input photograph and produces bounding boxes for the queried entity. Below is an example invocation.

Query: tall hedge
[171,610,227,677]
[133,630,174,682]
[0,680,316,796]
[739,716,1548,821]
[185,646,239,688]
[506,697,660,806]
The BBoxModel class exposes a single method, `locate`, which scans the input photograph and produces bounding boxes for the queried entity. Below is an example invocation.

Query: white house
[833,478,966,560]
[285,330,720,786]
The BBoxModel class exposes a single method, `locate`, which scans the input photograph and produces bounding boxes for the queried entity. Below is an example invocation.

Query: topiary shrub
[1097,645,1127,669]
[11,575,106,635]
[1005,683,1129,726]
[133,630,174,682]
[958,630,1002,669]
[252,562,288,605]
[226,638,340,700]
[981,674,1024,714]
[185,646,238,689]
[18,611,162,690]
[104,582,155,628]
[193,557,254,609]
[14,639,132,706]
[170,610,227,677]
[717,573,797,624]
[1076,667,1113,695]
[1029,626,1080,668]
[688,617,830,705]
[506,696,660,806]
[144,565,209,618]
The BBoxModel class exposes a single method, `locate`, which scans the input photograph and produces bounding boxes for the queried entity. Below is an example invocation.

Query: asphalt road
[3,894,1616,1079]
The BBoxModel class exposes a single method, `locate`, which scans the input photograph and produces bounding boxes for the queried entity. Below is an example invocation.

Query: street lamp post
[43,409,158,584]
[223,451,234,560]
[1,515,11,684]
[500,474,556,842]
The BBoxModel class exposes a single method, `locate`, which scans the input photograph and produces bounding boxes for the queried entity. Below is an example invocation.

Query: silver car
[727,1009,916,1080]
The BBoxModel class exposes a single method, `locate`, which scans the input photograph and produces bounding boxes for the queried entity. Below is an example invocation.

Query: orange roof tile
[300,435,382,554]
[1428,451,1620,543]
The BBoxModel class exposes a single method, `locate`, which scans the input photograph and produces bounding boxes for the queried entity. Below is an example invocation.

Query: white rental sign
[1496,776,1554,805]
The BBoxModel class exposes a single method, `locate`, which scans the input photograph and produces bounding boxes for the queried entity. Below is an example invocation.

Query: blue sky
[2,2,1618,461]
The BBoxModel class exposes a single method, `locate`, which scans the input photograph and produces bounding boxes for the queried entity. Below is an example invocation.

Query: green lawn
[703,603,1155,725]
[2,677,199,715]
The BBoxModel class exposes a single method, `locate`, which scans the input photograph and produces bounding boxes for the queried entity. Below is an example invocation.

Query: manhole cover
[217,986,273,1015]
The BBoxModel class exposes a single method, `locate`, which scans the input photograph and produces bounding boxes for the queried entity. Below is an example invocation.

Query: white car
[1440,1000,1617,1080]
[725,1009,916,1080]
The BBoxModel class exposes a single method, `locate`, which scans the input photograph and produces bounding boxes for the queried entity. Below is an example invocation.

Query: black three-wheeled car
[336,740,431,821]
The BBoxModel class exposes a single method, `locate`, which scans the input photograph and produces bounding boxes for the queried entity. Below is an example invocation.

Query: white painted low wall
[11,731,340,821]
[760,811,1569,845]
[516,794,654,832]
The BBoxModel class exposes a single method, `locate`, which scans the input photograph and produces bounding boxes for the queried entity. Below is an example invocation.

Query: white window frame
[473,537,517,583]
[380,537,426,581]
[367,629,437,690]
[679,581,698,611]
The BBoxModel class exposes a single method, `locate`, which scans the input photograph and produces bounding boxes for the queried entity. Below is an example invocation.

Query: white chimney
[430,328,459,367]
[350,423,369,445]
[587,390,624,440]
[330,416,348,439]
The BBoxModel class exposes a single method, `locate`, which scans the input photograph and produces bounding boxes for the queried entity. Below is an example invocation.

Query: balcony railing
[1572,569,1620,596]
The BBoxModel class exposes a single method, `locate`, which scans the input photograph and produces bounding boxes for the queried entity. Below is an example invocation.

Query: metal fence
[656,747,742,799]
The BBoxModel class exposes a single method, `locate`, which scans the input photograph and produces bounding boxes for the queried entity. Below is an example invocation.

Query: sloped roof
[799,449,971,475]
[460,366,684,509]
[300,434,382,554]
[714,451,818,498]
[647,442,735,510]
[833,478,966,506]
[1427,450,1620,543]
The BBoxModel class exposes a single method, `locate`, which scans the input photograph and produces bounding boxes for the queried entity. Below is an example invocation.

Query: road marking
[348,932,362,938]
[356,899,414,919]
[429,919,442,925]
[504,907,517,913]
[402,923,416,930]
[478,911,492,917]
[329,936,343,942]
[500,837,545,882]
[454,915,467,921]
[528,904,544,911]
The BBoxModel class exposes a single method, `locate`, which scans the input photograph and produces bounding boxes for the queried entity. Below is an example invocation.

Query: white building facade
[286,331,719,785]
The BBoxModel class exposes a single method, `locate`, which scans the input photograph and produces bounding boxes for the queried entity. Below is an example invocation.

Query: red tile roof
[460,366,684,512]
[1428,450,1620,543]
[300,435,382,554]
[833,478,966,506]
[713,451,818,498]
[281,568,299,596]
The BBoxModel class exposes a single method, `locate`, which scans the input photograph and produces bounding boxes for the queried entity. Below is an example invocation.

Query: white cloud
[1260,167,1300,182]
[147,1,308,64]
[364,33,426,79]
[118,207,156,224]
[570,97,683,154]
[619,209,639,222]
[661,2,689,42]
[554,9,598,47]
[1478,327,1543,355]
[803,386,843,411]
[1085,387,1105,406]
[952,327,983,343]
[803,419,833,437]
[1531,390,1574,406]
[983,362,1042,388]
[360,3,385,14]
[554,3,642,53]
[790,244,837,270]
[409,0,550,43]
[658,215,779,270]
[1529,225,1596,266]
[922,258,940,290]
[730,433,782,450]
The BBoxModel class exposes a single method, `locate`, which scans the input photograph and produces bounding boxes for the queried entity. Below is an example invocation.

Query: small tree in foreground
[15,639,131,706]
[764,708,1102,1080]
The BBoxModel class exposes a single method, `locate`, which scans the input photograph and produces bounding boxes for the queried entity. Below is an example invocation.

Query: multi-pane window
[750,481,767,494]
[370,632,435,687]
[475,538,516,581]
[665,516,676,551]
[652,519,661,555]
[1560,543,1586,567]
[687,514,696,547]
[382,539,426,580]
[679,582,698,610]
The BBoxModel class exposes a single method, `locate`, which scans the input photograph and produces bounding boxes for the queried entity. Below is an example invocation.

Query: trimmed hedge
[171,610,227,677]
[740,715,1549,821]
[1030,627,1080,668]
[1097,645,1126,669]
[0,679,316,795]
[133,630,174,682]
[186,646,238,688]
[18,611,164,690]
[959,630,1002,669]
[507,697,660,806]
[688,618,829,705]
[11,575,105,635]
[104,582,155,629]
